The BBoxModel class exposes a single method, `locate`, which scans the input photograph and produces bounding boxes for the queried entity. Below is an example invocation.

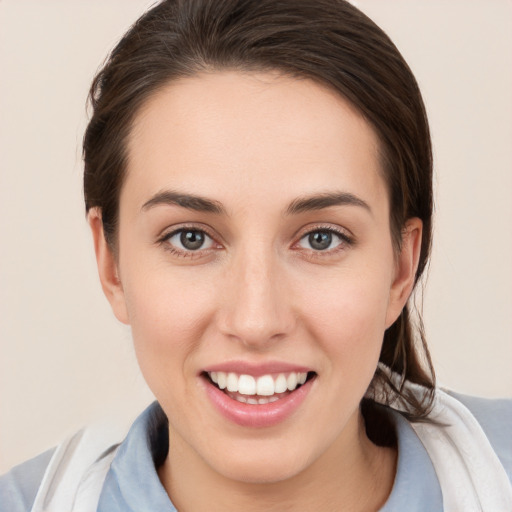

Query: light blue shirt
[1,393,511,511]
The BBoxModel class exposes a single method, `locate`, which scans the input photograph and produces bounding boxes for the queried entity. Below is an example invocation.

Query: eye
[297,229,348,252]
[165,229,215,252]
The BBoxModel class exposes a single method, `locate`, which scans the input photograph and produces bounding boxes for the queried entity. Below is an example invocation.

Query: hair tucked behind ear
[367,305,436,420]
[83,0,436,424]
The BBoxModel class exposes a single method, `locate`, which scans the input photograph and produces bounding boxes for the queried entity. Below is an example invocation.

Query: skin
[89,71,422,511]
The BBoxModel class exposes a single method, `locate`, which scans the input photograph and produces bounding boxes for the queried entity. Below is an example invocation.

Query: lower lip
[202,376,314,428]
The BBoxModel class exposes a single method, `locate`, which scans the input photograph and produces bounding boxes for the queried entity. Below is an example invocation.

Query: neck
[158,412,397,512]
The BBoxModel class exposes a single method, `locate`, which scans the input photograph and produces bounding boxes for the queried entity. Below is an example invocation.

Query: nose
[218,246,296,348]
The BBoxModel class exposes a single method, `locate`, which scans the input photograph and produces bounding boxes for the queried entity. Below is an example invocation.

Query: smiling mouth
[203,371,316,405]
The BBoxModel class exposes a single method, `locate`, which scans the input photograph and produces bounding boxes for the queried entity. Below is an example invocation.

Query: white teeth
[208,371,309,397]
[217,372,227,389]
[256,375,275,396]
[226,373,238,392]
[238,375,256,395]
[247,398,258,405]
[287,373,298,391]
[274,374,288,393]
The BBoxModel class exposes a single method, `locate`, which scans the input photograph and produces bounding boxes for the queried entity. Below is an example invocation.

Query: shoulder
[448,391,512,480]
[0,405,157,512]
[0,448,55,512]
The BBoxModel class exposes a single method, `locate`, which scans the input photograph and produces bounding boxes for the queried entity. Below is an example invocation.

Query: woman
[1,1,511,511]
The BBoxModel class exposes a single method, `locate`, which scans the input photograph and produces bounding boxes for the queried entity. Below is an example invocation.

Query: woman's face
[92,71,420,483]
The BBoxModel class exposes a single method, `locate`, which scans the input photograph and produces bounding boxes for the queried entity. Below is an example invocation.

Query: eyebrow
[141,190,226,214]
[141,189,371,217]
[285,192,372,216]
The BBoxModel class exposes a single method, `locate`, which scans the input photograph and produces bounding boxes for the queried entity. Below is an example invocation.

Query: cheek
[121,267,217,376]
[299,266,392,360]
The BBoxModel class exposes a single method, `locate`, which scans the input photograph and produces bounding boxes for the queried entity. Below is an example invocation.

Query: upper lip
[202,360,314,377]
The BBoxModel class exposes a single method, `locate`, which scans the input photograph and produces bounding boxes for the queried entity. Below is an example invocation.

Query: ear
[385,218,423,328]
[88,208,129,325]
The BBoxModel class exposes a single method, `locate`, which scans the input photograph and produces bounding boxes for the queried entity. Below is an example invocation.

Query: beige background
[1,0,511,473]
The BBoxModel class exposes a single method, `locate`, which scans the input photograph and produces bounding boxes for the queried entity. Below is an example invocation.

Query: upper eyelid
[292,226,355,254]
[159,223,219,242]
[158,227,220,257]
[165,228,214,242]
[293,223,353,241]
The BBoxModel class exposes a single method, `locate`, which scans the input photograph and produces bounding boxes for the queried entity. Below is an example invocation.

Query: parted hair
[83,0,435,433]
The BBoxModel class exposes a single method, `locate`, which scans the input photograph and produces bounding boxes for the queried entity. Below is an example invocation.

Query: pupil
[180,230,204,250]
[309,231,331,250]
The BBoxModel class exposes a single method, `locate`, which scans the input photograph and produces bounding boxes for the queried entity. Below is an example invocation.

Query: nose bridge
[220,240,294,347]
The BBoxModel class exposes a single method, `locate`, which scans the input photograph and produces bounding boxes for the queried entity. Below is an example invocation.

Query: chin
[218,462,304,485]
[207,440,312,485]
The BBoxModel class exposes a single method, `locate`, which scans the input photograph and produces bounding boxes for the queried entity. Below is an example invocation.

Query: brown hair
[83,0,435,425]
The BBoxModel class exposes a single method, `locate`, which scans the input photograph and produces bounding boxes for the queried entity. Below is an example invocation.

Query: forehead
[123,71,386,214]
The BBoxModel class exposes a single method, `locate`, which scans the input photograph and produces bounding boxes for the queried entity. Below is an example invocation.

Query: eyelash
[157,225,355,259]
[294,225,355,256]
[157,225,219,259]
